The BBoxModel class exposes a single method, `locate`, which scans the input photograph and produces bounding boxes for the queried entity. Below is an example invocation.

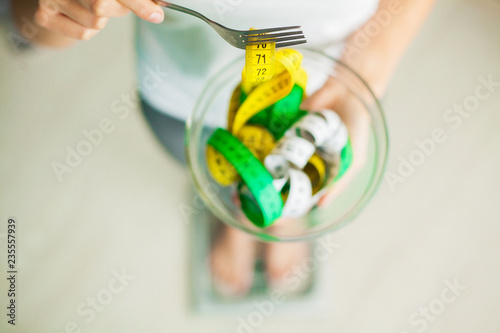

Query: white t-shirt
[137,0,380,120]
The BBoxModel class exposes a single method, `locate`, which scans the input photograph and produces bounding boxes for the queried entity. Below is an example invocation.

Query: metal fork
[153,1,307,49]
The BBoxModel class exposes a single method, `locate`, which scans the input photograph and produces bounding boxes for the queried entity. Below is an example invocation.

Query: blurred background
[0,0,499,332]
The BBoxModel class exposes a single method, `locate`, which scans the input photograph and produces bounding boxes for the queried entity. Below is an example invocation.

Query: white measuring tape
[263,109,350,217]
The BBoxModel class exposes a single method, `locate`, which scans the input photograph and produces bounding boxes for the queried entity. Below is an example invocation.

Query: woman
[7,0,435,296]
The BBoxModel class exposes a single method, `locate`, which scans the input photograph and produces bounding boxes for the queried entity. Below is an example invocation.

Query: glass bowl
[185,48,388,242]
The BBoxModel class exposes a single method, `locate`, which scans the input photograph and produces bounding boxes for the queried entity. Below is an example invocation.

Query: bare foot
[265,240,311,293]
[210,224,258,297]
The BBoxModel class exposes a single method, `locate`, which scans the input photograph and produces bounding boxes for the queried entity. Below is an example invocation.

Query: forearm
[341,0,436,97]
[11,0,77,48]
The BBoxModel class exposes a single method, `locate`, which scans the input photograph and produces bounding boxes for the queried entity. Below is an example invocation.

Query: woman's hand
[301,77,371,206]
[303,0,436,206]
[11,0,165,46]
[35,0,164,40]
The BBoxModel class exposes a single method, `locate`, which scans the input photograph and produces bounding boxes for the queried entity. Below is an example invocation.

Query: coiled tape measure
[205,37,353,228]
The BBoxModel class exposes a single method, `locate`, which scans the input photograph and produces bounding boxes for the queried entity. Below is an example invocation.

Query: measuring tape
[304,154,326,195]
[267,135,316,169]
[281,169,313,217]
[289,112,331,146]
[318,121,349,159]
[236,125,275,161]
[232,71,293,135]
[207,128,283,227]
[337,138,353,180]
[231,49,304,135]
[243,33,276,84]
[263,154,289,191]
[206,44,354,228]
[248,85,307,140]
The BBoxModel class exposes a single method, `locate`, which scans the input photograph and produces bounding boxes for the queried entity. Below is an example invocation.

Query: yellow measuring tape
[236,125,275,161]
[304,154,326,195]
[210,47,303,187]
[243,32,276,84]
[232,49,304,135]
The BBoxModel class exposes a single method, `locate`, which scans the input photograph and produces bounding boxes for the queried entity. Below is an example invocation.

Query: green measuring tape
[247,85,306,139]
[207,128,284,227]
[337,139,353,181]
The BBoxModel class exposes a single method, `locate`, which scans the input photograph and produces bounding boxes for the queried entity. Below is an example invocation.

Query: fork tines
[241,26,307,48]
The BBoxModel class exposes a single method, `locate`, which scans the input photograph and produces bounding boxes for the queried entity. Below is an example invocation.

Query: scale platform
[188,206,332,317]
